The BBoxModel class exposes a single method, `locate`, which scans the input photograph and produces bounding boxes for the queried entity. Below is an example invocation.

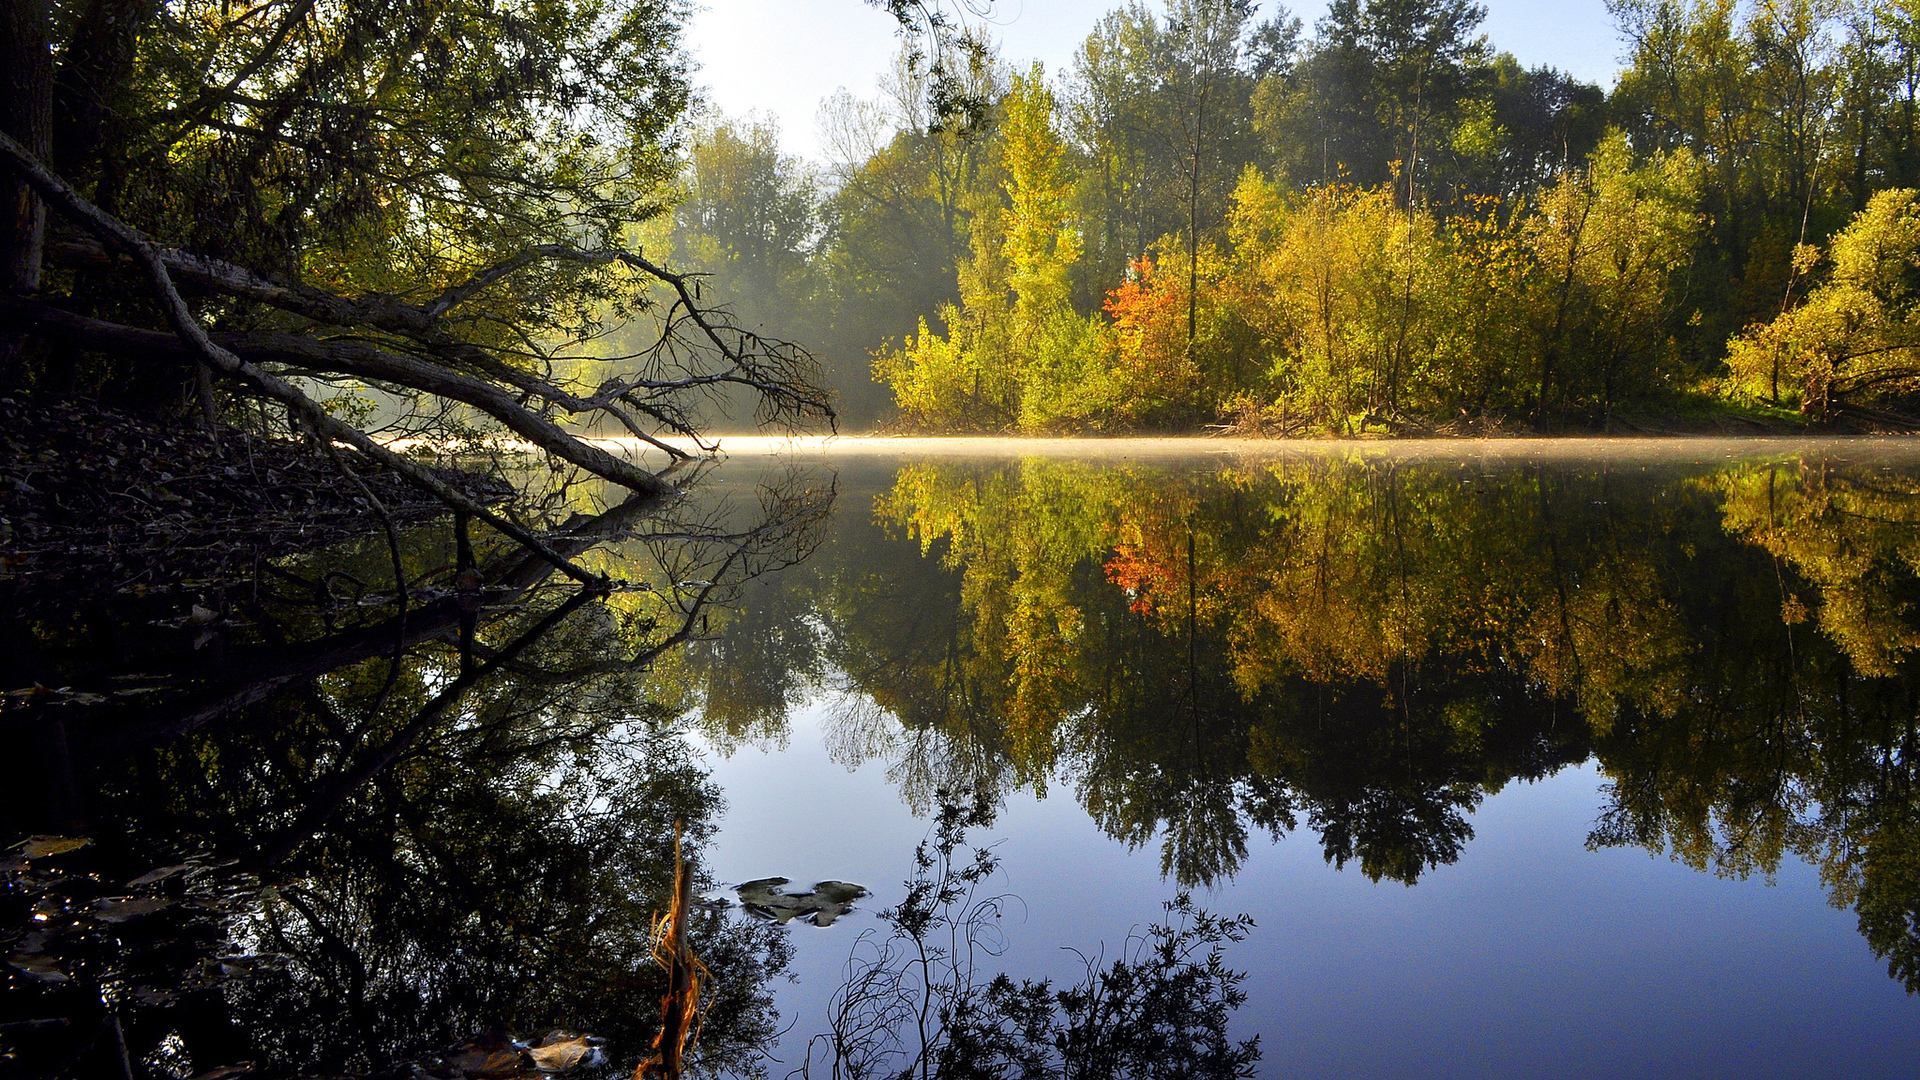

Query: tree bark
[2,295,680,493]
[0,0,50,294]
[0,0,52,381]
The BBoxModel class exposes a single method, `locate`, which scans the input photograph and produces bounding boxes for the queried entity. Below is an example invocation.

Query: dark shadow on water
[1,475,830,1078]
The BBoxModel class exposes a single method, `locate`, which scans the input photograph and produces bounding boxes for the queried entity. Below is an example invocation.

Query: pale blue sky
[682,0,1626,161]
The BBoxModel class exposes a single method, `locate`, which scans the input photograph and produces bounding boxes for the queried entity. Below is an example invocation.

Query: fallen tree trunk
[45,237,836,455]
[0,295,677,493]
[0,128,835,579]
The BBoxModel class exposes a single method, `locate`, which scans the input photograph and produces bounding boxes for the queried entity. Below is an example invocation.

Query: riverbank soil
[0,392,506,612]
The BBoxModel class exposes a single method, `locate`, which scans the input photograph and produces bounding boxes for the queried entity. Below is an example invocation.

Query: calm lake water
[8,438,1920,1079]
[681,438,1920,1078]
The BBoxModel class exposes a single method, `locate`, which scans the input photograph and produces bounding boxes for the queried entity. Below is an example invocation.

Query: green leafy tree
[1725,187,1920,414]
[1257,0,1493,202]
[878,66,1119,431]
[1447,54,1608,205]
[0,0,852,581]
[1608,0,1852,355]
[1066,0,1270,318]
[819,44,1004,427]
[1523,130,1703,419]
[663,114,825,426]
[673,117,820,321]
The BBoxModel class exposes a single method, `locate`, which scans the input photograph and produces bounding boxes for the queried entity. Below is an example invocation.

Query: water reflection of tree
[3,474,833,1077]
[686,493,1019,810]
[798,799,1261,1080]
[689,453,1920,993]
[1593,461,1920,991]
[826,458,1608,887]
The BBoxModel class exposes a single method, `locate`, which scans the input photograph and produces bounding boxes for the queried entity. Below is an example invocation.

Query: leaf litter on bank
[0,393,510,611]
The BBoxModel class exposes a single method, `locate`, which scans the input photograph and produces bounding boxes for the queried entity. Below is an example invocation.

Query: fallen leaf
[128,864,195,887]
[90,896,174,922]
[7,954,69,983]
[18,836,90,858]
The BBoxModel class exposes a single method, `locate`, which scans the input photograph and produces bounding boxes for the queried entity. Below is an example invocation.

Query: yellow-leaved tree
[877,64,1116,431]
[1524,130,1702,419]
[1223,171,1443,429]
[1725,188,1920,416]
[1002,64,1119,429]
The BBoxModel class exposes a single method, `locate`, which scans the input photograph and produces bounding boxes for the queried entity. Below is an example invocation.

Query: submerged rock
[734,877,868,927]
[433,1031,608,1079]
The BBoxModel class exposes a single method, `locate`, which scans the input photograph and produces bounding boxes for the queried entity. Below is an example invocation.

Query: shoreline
[584,432,1920,464]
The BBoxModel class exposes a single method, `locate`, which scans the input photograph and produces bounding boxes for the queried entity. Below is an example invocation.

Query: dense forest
[14,0,1920,438]
[0,0,855,530]
[668,0,1920,433]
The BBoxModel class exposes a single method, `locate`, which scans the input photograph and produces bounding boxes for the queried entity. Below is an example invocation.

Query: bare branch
[48,236,837,436]
[0,128,621,584]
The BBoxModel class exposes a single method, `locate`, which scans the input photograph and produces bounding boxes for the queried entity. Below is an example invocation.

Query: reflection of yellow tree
[877,460,1145,780]
[1713,461,1920,677]
[868,456,1708,883]
[1098,459,1692,729]
[876,456,1755,753]
[847,452,1920,984]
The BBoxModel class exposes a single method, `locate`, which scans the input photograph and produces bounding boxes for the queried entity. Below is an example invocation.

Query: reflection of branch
[639,825,707,1079]
[252,586,602,868]
[246,474,827,868]
[85,488,671,755]
[800,806,1259,1077]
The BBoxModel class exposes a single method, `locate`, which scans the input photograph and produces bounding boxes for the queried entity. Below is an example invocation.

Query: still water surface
[681,440,1920,1077]
[9,438,1920,1078]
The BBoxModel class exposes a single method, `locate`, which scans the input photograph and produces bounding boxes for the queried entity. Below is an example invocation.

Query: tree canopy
[641,0,1920,433]
[0,0,871,586]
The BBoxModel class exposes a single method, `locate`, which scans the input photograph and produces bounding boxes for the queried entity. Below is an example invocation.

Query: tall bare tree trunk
[1186,86,1203,363]
[54,0,147,179]
[0,0,52,383]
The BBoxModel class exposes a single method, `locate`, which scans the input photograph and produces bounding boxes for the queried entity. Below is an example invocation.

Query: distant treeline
[660,0,1920,432]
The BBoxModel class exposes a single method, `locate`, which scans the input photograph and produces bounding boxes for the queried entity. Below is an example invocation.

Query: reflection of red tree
[1103,544,1169,615]
[1102,501,1204,618]
[1104,501,1251,630]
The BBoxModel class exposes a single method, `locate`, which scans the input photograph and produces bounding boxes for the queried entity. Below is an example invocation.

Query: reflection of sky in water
[673,445,1920,1077]
[701,695,1920,1077]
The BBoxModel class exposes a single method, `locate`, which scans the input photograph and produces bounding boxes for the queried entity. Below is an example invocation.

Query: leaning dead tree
[0,0,1017,590]
[0,127,830,580]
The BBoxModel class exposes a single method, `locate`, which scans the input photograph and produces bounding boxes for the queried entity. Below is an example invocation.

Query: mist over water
[641,433,1920,461]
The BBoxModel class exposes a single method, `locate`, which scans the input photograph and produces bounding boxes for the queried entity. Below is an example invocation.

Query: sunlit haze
[682,0,1626,161]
